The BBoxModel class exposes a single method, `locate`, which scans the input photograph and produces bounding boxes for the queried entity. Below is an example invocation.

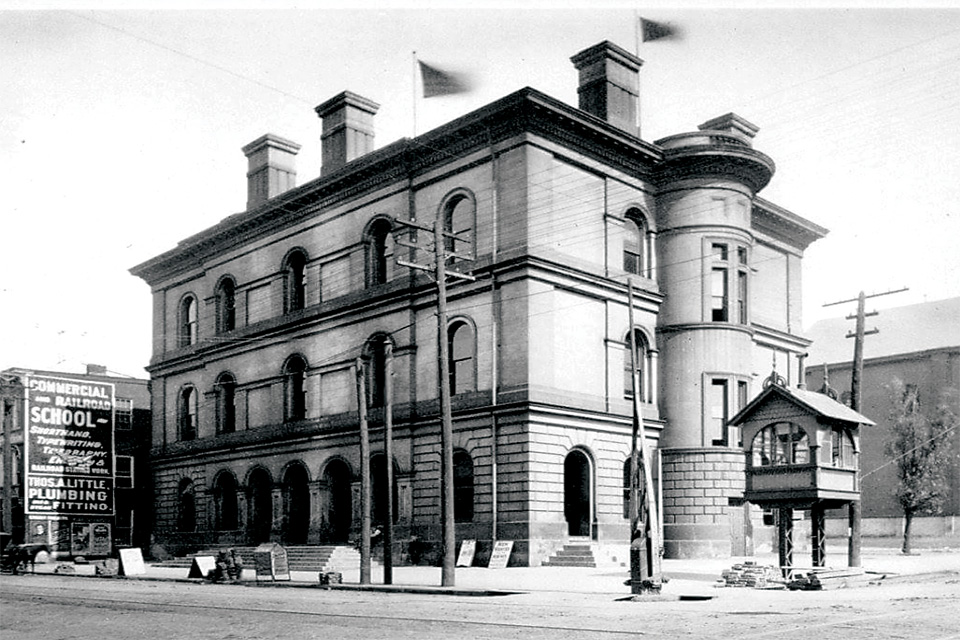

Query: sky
[2,1,959,379]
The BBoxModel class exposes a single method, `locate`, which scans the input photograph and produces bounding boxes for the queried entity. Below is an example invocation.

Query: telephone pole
[394,216,474,587]
[355,358,372,584]
[823,286,907,567]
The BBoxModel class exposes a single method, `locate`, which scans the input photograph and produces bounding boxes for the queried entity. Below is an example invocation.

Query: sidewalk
[18,544,960,597]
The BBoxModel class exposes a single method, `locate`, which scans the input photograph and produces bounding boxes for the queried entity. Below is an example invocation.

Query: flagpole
[412,50,418,138]
[634,10,641,56]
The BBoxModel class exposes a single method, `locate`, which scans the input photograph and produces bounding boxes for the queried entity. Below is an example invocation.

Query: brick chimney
[314,91,380,176]
[242,133,301,210]
[86,364,107,376]
[570,41,643,136]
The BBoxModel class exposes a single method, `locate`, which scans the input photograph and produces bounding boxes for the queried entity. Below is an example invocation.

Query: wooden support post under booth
[811,502,826,568]
[778,507,793,579]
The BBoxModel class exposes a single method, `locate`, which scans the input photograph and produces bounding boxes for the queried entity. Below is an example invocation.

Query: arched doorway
[323,459,353,543]
[212,471,239,531]
[282,463,310,545]
[247,468,273,544]
[564,449,593,537]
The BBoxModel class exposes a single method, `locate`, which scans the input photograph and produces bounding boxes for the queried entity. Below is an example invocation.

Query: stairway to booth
[154,545,376,573]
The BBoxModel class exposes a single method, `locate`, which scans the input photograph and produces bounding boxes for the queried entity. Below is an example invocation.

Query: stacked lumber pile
[718,561,782,588]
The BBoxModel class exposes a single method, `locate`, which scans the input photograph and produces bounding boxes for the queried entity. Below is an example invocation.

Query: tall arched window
[283,355,308,421]
[751,422,809,467]
[623,214,646,276]
[363,334,391,407]
[216,277,237,333]
[178,294,198,348]
[454,449,475,523]
[212,471,239,531]
[215,372,237,435]
[442,192,475,262]
[178,385,197,441]
[623,328,651,401]
[366,219,394,287]
[177,478,196,532]
[448,320,476,395]
[284,250,307,313]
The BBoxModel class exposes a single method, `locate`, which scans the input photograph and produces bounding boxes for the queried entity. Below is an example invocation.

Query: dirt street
[2,570,959,639]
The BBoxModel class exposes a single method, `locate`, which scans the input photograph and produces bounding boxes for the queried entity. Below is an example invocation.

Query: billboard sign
[24,375,115,516]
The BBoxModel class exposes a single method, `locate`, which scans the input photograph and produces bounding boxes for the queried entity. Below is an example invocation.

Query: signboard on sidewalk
[24,375,115,516]
[488,540,513,569]
[254,543,290,581]
[456,539,476,567]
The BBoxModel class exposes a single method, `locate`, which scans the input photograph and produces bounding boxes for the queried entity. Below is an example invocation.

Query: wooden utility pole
[394,216,474,587]
[627,281,662,594]
[355,358,372,584]
[383,342,395,584]
[823,287,907,568]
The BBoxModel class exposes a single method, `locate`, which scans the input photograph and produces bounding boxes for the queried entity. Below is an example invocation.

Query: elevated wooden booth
[729,373,874,573]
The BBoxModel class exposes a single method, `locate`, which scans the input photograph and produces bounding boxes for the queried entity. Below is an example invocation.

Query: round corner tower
[653,114,775,558]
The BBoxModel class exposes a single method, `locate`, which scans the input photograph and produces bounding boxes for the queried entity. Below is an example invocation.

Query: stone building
[804,297,960,542]
[130,41,826,563]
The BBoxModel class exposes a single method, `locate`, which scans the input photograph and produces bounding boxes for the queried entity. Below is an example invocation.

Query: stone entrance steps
[542,540,629,568]
[155,545,376,573]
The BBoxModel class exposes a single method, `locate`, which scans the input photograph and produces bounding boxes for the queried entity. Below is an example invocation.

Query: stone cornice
[752,196,828,251]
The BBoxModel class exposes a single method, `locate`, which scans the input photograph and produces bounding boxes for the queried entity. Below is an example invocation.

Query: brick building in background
[805,297,960,541]
[131,40,826,563]
[0,364,152,556]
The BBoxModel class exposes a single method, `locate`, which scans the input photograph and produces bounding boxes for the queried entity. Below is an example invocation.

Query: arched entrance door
[564,450,593,537]
[323,459,353,543]
[247,468,273,544]
[282,463,310,545]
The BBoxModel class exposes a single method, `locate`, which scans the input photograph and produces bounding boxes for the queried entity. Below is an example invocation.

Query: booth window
[751,422,809,466]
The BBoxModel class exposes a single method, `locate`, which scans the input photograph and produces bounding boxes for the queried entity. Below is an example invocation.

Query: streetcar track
[0,589,649,637]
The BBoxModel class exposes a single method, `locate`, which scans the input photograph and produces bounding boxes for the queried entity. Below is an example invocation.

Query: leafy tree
[884,379,959,554]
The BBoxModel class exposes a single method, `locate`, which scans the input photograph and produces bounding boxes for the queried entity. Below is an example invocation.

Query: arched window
[284,250,307,313]
[213,472,239,531]
[366,218,394,287]
[454,449,474,523]
[442,192,475,262]
[448,320,476,395]
[623,329,652,401]
[178,385,197,441]
[283,355,308,422]
[215,372,237,435]
[363,334,391,408]
[751,422,809,467]
[216,277,237,333]
[178,294,198,348]
[623,211,648,277]
[177,478,196,532]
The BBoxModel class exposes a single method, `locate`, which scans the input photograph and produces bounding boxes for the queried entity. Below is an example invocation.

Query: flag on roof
[640,18,679,42]
[418,61,472,98]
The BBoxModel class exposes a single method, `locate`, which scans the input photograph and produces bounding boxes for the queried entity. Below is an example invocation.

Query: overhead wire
[50,11,960,431]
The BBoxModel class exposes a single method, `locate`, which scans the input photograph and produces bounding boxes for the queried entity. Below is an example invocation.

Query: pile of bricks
[718,561,781,588]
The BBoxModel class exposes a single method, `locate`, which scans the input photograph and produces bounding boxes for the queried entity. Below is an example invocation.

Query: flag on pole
[640,18,679,42]
[418,61,472,98]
